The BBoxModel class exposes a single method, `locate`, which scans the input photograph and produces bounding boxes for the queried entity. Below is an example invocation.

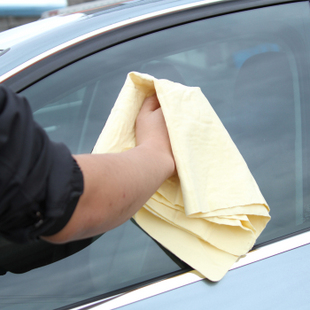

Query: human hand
[43,95,176,243]
[136,94,176,177]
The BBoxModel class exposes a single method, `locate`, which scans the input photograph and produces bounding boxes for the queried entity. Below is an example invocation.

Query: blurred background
[0,0,115,32]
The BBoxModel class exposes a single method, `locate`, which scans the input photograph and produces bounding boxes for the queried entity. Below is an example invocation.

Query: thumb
[140,94,160,115]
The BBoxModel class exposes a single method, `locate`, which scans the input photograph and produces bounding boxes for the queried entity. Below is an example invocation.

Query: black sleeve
[0,85,84,243]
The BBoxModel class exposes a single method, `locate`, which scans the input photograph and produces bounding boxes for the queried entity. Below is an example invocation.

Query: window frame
[1,0,304,92]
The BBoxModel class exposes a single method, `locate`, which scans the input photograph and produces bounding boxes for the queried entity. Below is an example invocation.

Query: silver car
[1,0,310,309]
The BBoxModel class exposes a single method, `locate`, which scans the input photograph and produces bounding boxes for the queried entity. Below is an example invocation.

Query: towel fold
[93,72,270,281]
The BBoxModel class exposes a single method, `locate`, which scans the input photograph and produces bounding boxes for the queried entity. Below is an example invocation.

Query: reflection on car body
[1,0,310,309]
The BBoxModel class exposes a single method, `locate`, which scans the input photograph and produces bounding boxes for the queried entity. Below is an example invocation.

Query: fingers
[135,93,176,177]
[140,94,160,114]
[136,94,165,147]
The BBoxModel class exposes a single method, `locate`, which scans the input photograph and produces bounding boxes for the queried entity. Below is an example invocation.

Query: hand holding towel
[93,72,270,281]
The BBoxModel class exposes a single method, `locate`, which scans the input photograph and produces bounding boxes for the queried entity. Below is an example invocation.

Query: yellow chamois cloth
[92,72,270,282]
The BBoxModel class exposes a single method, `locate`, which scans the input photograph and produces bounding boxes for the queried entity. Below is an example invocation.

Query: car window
[1,1,310,309]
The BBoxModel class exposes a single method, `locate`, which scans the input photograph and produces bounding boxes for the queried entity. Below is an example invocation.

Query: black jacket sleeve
[0,85,84,243]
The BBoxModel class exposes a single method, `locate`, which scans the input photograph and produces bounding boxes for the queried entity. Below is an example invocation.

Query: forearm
[43,94,175,244]
[0,87,173,244]
[43,144,174,243]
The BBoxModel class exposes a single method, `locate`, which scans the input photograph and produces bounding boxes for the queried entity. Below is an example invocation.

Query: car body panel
[119,241,310,310]
[0,0,297,86]
[0,14,85,50]
[68,230,310,309]
[0,0,222,79]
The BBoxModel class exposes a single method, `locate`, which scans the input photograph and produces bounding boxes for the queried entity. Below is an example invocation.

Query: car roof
[0,13,85,50]
[0,0,297,80]
[0,0,225,77]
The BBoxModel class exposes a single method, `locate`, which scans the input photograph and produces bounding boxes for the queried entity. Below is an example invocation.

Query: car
[1,0,310,309]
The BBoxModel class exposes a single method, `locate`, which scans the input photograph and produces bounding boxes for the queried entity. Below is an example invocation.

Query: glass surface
[1,1,310,309]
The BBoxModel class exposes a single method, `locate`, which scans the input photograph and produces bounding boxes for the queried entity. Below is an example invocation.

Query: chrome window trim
[0,0,223,84]
[71,230,310,309]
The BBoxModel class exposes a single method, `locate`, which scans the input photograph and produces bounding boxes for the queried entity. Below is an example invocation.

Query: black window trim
[2,0,304,92]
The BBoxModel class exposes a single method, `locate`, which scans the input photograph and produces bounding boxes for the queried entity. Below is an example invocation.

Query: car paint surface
[0,0,219,79]
[120,242,310,310]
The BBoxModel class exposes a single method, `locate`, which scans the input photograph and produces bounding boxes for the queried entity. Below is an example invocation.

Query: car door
[1,1,310,309]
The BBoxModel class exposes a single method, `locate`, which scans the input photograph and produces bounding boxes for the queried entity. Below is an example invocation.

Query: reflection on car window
[1,2,310,309]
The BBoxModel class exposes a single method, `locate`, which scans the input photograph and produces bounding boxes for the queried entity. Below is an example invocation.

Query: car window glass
[1,2,310,309]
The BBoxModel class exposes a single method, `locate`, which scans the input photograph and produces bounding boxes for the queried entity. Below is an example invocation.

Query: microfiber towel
[92,71,270,281]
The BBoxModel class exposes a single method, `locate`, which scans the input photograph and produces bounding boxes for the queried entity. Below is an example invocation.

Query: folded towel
[93,72,270,281]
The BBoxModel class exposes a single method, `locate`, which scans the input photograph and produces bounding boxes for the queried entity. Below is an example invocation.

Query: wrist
[136,142,176,179]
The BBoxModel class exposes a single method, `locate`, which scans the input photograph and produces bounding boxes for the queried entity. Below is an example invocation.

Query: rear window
[1,1,310,309]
